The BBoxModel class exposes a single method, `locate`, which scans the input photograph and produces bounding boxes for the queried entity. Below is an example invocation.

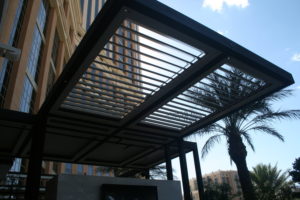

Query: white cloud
[217,30,229,35]
[203,0,249,12]
[291,53,300,62]
[297,86,300,90]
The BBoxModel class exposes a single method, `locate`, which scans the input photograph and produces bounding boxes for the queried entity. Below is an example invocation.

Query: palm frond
[253,110,300,124]
[183,66,297,175]
[240,131,255,152]
[248,125,284,142]
[195,123,225,137]
[241,109,300,134]
[251,163,291,199]
[201,134,223,158]
[264,89,293,102]
[188,87,221,112]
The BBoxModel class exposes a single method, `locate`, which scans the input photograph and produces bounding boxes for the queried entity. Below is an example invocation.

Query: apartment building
[190,170,243,200]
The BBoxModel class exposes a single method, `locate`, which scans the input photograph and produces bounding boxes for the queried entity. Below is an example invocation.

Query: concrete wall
[46,174,182,200]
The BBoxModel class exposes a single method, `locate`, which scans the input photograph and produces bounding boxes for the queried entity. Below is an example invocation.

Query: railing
[0,172,55,200]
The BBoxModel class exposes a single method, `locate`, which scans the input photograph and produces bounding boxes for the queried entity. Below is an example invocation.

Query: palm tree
[251,164,293,200]
[187,68,300,200]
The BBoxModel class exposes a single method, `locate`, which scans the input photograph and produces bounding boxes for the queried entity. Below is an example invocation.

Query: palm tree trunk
[228,134,257,200]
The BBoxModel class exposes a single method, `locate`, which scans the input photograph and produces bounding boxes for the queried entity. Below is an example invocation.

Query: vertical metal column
[145,169,150,179]
[24,118,47,200]
[192,143,205,200]
[178,139,192,200]
[164,146,173,180]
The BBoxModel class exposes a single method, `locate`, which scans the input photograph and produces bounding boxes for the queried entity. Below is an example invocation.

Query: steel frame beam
[192,144,205,200]
[164,146,173,180]
[178,139,192,200]
[24,118,47,200]
[69,54,225,161]
[183,142,205,200]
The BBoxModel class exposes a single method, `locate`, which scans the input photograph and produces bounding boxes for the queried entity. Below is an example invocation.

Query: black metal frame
[0,0,295,200]
[34,0,293,169]
[24,118,47,200]
[178,139,192,200]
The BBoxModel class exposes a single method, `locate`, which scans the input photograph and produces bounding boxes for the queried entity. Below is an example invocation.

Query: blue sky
[157,0,300,178]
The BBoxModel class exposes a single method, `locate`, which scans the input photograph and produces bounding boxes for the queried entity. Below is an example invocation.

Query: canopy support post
[24,119,47,200]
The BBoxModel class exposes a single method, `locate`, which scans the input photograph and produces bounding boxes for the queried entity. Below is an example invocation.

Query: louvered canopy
[0,0,294,169]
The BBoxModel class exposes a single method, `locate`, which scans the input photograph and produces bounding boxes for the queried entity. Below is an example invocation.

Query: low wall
[46,174,182,200]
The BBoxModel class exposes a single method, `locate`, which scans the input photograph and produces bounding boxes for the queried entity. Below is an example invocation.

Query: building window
[51,31,60,67]
[20,0,48,113]
[46,30,59,95]
[101,0,106,7]
[86,1,92,30]
[127,65,133,79]
[37,0,49,34]
[80,0,84,13]
[90,64,96,80]
[117,61,124,70]
[19,77,36,113]
[87,165,93,175]
[105,39,113,58]
[117,45,123,55]
[53,162,58,174]
[126,29,131,39]
[65,163,72,174]
[214,178,218,184]
[0,0,27,107]
[222,177,226,183]
[115,28,125,70]
[127,57,133,65]
[126,40,132,49]
[117,44,124,61]
[126,51,133,79]
[77,164,83,174]
[125,21,132,39]
[106,168,110,176]
[96,167,102,176]
[0,62,13,107]
[94,0,99,18]
[9,158,22,172]
[26,26,43,78]
[12,0,27,47]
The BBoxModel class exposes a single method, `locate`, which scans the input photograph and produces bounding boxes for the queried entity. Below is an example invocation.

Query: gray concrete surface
[46,174,182,200]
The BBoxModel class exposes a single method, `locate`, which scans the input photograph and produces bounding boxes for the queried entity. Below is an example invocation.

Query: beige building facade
[0,0,84,112]
[0,0,100,176]
[190,170,243,200]
[0,0,140,178]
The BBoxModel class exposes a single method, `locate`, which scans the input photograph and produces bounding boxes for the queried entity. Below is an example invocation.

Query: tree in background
[251,164,293,200]
[290,157,300,184]
[290,157,300,199]
[188,68,300,200]
[203,181,232,200]
[149,165,167,180]
[113,164,171,180]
